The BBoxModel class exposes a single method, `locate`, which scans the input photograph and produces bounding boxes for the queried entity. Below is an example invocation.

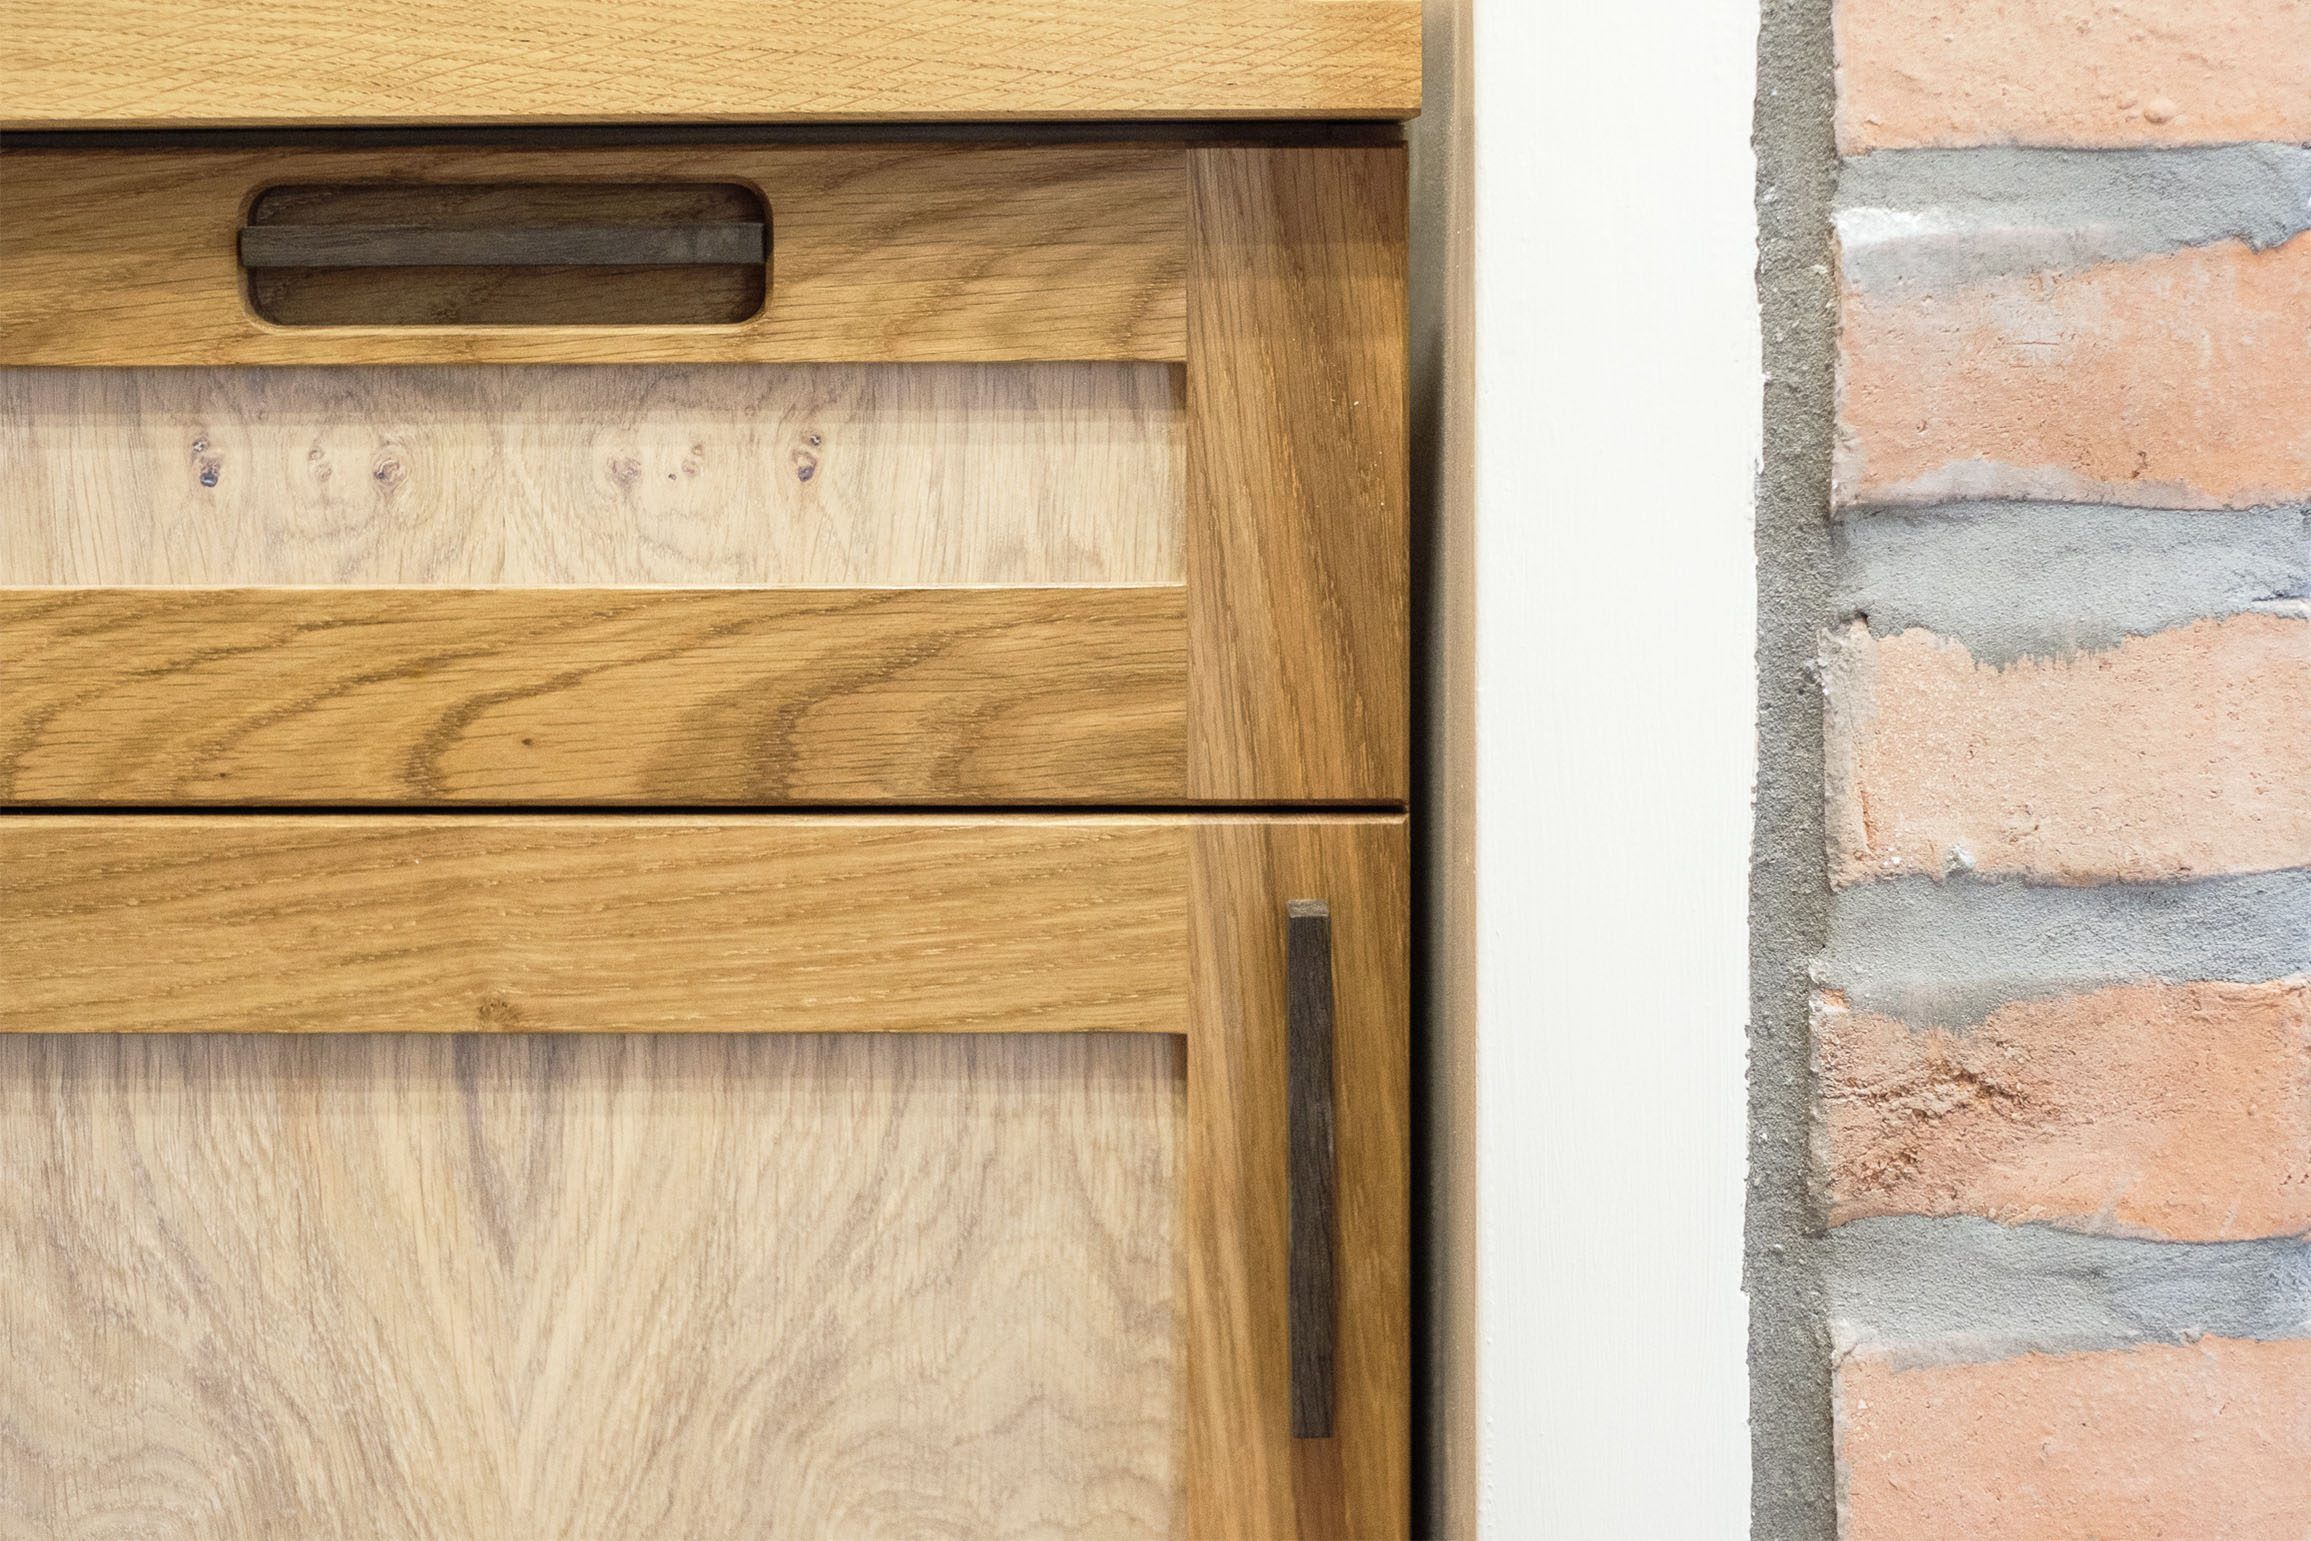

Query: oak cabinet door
[0,143,1406,807]
[0,814,1408,1539]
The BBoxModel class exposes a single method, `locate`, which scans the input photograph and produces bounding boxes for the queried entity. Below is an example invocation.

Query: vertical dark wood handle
[1287,898,1338,1440]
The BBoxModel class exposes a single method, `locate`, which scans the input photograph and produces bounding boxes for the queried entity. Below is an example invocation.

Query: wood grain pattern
[0,586,1188,804]
[0,145,1186,364]
[0,1031,1182,1539]
[1188,818,1408,1538]
[0,818,1189,1034]
[1187,147,1410,802]
[0,363,1183,587]
[0,0,1419,129]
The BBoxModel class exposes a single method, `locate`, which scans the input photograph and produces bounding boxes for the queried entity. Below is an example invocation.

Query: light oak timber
[0,586,1189,805]
[0,813,1411,1538]
[0,0,1420,129]
[0,145,1187,365]
[0,1031,1183,1539]
[1187,146,1410,802]
[0,817,1191,1034]
[0,363,1184,587]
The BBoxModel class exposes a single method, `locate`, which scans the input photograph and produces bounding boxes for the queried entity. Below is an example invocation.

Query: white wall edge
[1471,0,1761,1532]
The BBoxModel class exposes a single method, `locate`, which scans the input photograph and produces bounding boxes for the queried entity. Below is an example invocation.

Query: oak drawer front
[0,812,1409,1539]
[0,142,1407,806]
[0,0,1419,130]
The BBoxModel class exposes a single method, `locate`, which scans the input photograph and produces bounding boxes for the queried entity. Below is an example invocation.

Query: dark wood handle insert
[1286,898,1338,1440]
[239,181,769,327]
[238,222,766,269]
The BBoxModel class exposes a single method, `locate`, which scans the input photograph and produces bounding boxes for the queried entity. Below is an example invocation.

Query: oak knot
[188,435,223,489]
[474,992,523,1029]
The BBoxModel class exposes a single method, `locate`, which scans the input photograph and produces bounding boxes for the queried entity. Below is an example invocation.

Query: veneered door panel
[1,1031,1184,1539]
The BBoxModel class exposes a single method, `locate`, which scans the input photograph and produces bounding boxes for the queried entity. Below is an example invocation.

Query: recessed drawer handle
[237,221,768,270]
[238,181,771,327]
[1286,897,1337,1441]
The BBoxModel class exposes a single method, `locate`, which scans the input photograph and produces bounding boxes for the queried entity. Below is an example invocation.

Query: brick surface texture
[1837,1339,2311,1540]
[1818,979,2311,1240]
[1836,0,2311,152]
[1837,235,2311,512]
[1819,3,2311,1532]
[1823,614,2311,886]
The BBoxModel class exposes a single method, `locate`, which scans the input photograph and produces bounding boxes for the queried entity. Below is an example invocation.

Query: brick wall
[1819,2,2311,1534]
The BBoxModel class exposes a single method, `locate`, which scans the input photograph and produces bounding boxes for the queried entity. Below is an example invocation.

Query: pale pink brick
[1838,1338,2311,1540]
[1818,980,2311,1241]
[1837,235,2311,513]
[1823,614,2311,886]
[1837,0,2311,152]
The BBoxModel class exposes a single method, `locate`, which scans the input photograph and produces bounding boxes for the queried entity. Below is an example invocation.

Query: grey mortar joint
[1822,872,2311,1029]
[1836,144,2311,291]
[1833,502,2311,664]
[1827,1216,2311,1365]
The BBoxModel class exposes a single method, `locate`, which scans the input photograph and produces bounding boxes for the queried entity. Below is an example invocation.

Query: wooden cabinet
[1,78,1410,1541]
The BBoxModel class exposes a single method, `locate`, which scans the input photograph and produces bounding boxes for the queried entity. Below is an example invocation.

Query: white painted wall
[1472,0,1760,1533]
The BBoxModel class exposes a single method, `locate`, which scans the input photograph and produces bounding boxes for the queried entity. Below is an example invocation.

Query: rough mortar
[1836,145,2311,291]
[1823,871,2311,1029]
[1835,503,2311,664]
[1749,0,1841,1531]
[1826,1215,2311,1365]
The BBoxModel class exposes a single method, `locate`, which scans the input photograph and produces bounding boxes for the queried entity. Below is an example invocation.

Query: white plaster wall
[1472,0,1760,1532]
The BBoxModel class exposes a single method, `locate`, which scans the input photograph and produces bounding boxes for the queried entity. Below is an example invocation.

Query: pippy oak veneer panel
[1187,147,1409,802]
[0,818,1189,1034]
[0,363,1183,587]
[0,0,1419,128]
[0,587,1188,805]
[0,145,1187,365]
[0,1031,1182,1539]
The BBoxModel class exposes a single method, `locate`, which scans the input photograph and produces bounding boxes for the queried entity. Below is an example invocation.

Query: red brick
[1837,235,2311,513]
[1837,1338,2311,1540]
[1818,980,2311,1241]
[1837,0,2311,152]
[1822,615,2311,886]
